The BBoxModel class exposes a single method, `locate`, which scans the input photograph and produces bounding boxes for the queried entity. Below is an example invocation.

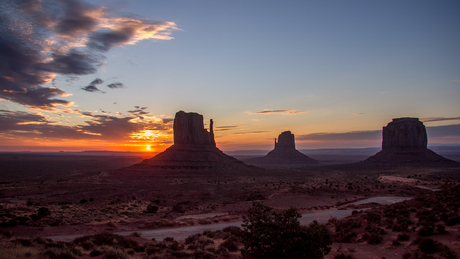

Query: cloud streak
[81,78,104,92]
[247,109,305,115]
[0,0,178,109]
[421,117,460,123]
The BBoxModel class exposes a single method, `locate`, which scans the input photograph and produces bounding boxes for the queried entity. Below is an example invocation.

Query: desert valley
[0,112,459,259]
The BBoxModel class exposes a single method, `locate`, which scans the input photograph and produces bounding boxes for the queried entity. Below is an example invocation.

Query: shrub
[222,226,243,237]
[397,233,410,241]
[219,236,239,252]
[103,248,127,259]
[37,207,51,218]
[366,234,382,245]
[73,233,138,249]
[144,203,159,214]
[241,202,332,259]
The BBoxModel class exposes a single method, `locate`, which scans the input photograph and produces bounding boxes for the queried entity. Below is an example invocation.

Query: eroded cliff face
[382,118,427,149]
[275,131,295,149]
[173,111,215,147]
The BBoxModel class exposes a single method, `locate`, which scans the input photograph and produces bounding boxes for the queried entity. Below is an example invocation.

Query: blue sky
[1,0,459,151]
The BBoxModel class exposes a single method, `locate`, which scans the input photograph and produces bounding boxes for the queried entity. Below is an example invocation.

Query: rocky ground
[0,153,459,258]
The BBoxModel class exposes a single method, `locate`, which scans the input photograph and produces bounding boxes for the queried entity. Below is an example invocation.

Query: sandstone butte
[244,131,318,165]
[364,117,458,167]
[130,111,258,172]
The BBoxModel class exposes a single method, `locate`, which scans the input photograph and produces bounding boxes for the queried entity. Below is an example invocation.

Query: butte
[363,117,458,167]
[244,131,318,165]
[129,111,258,172]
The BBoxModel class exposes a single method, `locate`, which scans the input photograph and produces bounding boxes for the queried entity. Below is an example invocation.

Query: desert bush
[366,212,381,223]
[222,226,243,237]
[145,244,165,255]
[392,239,401,246]
[185,234,201,244]
[397,233,410,241]
[164,237,174,242]
[219,236,239,252]
[366,233,382,245]
[37,207,51,218]
[103,247,127,259]
[436,224,447,234]
[13,238,33,247]
[73,233,138,249]
[144,203,159,214]
[0,245,37,259]
[418,224,435,236]
[241,202,332,259]
[44,247,77,259]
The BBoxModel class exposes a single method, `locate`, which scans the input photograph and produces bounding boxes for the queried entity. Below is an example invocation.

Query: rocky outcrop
[173,111,215,147]
[382,118,427,149]
[129,111,258,172]
[363,117,457,167]
[275,131,295,149]
[244,131,318,165]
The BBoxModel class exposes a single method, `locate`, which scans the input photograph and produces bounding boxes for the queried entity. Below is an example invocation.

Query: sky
[1,0,459,152]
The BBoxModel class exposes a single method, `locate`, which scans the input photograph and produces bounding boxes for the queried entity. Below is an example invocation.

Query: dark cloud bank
[0,109,172,142]
[0,0,176,109]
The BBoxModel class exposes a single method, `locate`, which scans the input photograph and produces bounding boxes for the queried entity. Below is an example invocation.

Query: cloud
[0,109,172,142]
[297,130,381,141]
[0,0,178,109]
[296,124,460,143]
[107,82,124,89]
[214,126,240,132]
[426,124,460,139]
[234,131,269,135]
[81,78,104,92]
[247,109,305,115]
[420,117,460,123]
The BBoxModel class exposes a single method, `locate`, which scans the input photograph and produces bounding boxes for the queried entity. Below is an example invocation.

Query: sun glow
[146,145,151,151]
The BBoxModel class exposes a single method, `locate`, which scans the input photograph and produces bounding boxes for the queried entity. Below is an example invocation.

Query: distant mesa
[130,111,258,172]
[244,131,319,165]
[363,117,457,167]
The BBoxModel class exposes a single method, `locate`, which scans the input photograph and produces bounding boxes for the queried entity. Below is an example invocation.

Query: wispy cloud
[297,130,381,141]
[420,117,460,123]
[214,126,240,131]
[107,82,125,89]
[0,0,178,109]
[247,109,305,115]
[234,131,269,135]
[81,78,104,92]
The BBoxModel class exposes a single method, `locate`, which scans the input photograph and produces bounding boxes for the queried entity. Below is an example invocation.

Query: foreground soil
[0,153,459,258]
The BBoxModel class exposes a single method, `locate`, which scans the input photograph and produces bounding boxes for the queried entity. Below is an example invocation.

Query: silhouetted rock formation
[174,111,215,147]
[130,111,258,172]
[244,131,318,165]
[364,117,457,167]
[382,118,427,149]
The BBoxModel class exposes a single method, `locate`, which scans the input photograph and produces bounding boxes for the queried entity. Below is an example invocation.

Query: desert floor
[1,153,459,258]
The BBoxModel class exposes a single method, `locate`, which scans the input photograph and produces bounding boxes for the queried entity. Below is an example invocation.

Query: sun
[146,145,151,151]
